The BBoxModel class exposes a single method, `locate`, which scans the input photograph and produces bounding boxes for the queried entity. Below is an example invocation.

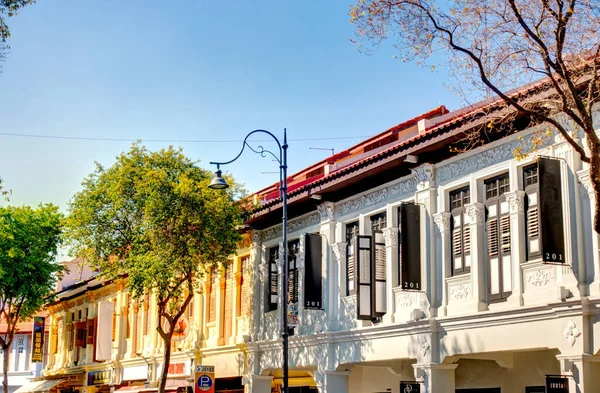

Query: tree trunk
[3,343,9,393]
[158,331,172,393]
[590,149,600,235]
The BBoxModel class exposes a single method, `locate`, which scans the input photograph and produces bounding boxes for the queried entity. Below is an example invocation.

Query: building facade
[240,101,600,393]
[40,242,253,393]
[0,319,48,393]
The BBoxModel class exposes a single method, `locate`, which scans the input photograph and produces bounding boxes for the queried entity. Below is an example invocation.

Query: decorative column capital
[465,202,485,224]
[411,163,436,190]
[251,230,262,247]
[578,169,593,197]
[382,227,399,247]
[505,190,525,213]
[317,202,336,222]
[433,212,452,232]
[331,242,347,262]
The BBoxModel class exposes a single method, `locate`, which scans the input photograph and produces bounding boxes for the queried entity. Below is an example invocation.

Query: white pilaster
[465,202,488,311]
[505,190,525,307]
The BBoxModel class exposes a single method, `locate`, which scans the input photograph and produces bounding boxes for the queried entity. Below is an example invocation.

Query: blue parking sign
[196,374,213,392]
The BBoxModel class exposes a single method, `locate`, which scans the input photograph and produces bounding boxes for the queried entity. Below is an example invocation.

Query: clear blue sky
[0,0,460,211]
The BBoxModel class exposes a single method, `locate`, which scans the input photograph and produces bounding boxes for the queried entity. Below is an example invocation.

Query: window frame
[345,221,359,296]
[450,186,471,276]
[484,173,512,302]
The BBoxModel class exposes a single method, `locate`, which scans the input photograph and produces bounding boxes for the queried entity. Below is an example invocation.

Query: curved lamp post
[208,129,289,393]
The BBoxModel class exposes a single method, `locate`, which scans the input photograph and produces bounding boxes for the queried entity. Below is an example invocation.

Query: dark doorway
[214,377,243,393]
[289,387,318,393]
[525,387,545,393]
[456,389,501,393]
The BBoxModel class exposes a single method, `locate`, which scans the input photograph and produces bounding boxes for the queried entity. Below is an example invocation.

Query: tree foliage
[0,1,35,72]
[0,203,63,393]
[65,143,244,393]
[351,0,600,233]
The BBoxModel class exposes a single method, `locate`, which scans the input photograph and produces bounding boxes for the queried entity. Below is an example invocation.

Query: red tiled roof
[249,77,551,219]
[0,311,50,334]
[253,105,449,203]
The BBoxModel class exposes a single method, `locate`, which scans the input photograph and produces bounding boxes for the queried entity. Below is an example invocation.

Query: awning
[13,379,65,393]
[114,380,189,393]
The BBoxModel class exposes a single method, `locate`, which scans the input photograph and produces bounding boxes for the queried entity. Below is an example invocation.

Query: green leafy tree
[0,204,63,393]
[351,0,600,234]
[1,1,36,72]
[65,144,244,393]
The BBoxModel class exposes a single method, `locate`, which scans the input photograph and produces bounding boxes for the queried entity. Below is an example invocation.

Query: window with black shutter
[524,164,541,260]
[288,239,300,304]
[398,203,421,290]
[485,174,512,301]
[345,222,359,296]
[524,158,565,263]
[450,187,471,275]
[371,213,387,317]
[264,247,279,312]
[356,235,374,320]
[304,233,323,309]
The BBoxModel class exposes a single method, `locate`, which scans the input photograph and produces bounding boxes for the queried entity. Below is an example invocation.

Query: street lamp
[208,129,290,393]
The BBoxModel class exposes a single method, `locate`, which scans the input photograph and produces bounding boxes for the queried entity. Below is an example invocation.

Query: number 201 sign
[195,365,215,393]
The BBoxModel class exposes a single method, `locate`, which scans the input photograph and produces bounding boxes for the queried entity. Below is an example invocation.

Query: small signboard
[31,316,45,363]
[87,370,112,386]
[400,381,420,393]
[546,375,569,393]
[287,303,299,327]
[195,365,215,393]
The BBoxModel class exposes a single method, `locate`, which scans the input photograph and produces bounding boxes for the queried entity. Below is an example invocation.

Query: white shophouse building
[239,100,600,393]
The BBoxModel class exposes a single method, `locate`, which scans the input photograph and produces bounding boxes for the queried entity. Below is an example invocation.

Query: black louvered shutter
[264,247,278,312]
[356,235,373,320]
[373,232,387,317]
[524,164,541,260]
[304,233,323,309]
[538,157,565,263]
[400,203,421,290]
[288,240,300,304]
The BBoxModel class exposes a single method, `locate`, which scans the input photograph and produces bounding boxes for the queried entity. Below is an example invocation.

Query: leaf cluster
[65,143,244,310]
[0,203,64,336]
[0,0,35,72]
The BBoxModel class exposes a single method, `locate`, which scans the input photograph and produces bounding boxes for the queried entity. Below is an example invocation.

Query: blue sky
[0,0,459,210]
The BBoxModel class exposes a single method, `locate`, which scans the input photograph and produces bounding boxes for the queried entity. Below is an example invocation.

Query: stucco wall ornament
[397,292,416,308]
[437,133,553,183]
[335,176,418,217]
[412,163,435,190]
[451,283,471,300]
[563,320,581,347]
[527,270,552,287]
[262,212,320,242]
[317,202,335,222]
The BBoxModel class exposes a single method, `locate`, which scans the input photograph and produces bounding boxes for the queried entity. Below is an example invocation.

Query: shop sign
[287,303,298,327]
[400,381,420,393]
[122,365,148,381]
[87,370,112,386]
[546,375,569,393]
[31,316,45,363]
[194,365,215,393]
[168,362,186,375]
